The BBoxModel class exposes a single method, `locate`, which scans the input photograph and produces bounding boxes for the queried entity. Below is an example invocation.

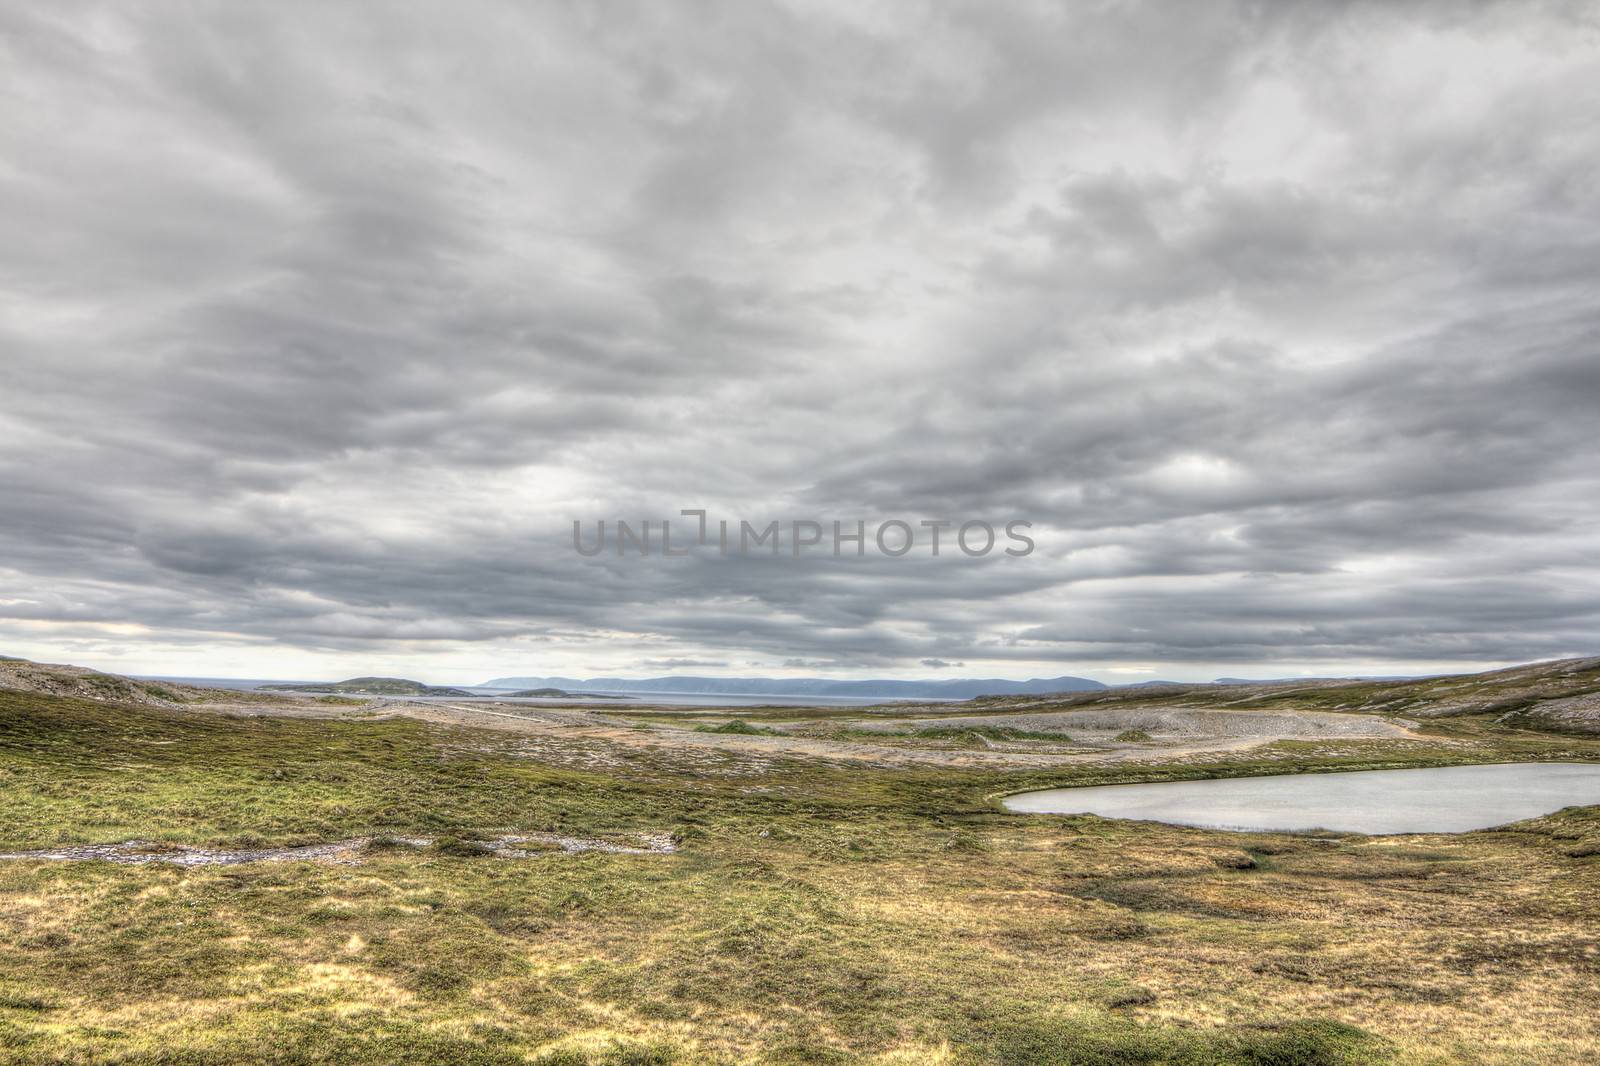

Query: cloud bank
[2,1,1598,682]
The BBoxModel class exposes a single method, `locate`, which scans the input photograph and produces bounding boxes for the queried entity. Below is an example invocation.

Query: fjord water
[1002,762,1600,834]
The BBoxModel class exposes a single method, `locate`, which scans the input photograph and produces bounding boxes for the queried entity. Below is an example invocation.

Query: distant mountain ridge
[477,674,1107,699]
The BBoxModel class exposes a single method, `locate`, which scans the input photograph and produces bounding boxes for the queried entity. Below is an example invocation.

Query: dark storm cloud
[2,1,1599,679]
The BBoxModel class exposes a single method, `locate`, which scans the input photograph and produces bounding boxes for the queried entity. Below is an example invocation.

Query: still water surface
[147,677,937,708]
[1002,762,1600,834]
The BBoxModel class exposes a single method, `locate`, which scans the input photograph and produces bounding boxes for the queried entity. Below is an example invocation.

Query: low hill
[259,677,476,697]
[0,657,271,708]
[961,656,1600,733]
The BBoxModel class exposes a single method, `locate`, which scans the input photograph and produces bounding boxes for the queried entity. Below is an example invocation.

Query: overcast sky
[3,2,1599,685]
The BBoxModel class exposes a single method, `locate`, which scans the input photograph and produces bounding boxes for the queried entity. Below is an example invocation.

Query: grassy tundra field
[3,659,1600,1064]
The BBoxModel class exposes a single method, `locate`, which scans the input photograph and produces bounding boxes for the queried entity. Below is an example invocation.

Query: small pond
[1001,762,1600,834]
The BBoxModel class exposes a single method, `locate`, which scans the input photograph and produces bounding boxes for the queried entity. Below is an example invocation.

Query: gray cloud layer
[3,2,1598,681]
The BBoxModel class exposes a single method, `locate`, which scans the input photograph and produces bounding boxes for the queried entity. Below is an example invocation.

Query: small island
[260,677,477,698]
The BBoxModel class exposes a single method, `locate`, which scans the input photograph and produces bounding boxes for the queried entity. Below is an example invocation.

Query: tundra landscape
[7,2,1600,1063]
[4,655,1600,1064]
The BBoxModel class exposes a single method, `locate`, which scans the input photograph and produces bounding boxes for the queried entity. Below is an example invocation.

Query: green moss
[976,1014,1382,1066]
[693,720,779,735]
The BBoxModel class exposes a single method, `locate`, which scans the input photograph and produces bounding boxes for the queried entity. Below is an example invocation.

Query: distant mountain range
[477,674,1107,699]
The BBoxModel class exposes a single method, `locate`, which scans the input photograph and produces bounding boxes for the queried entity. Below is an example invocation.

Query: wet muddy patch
[0,831,678,866]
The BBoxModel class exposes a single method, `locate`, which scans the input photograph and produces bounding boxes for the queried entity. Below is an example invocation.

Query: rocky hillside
[0,657,245,708]
[965,656,1600,734]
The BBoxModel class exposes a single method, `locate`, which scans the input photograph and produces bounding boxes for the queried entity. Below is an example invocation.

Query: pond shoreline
[999,760,1600,835]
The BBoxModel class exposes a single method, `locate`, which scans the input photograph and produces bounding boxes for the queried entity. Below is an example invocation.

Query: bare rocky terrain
[1495,689,1600,735]
[0,657,217,707]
